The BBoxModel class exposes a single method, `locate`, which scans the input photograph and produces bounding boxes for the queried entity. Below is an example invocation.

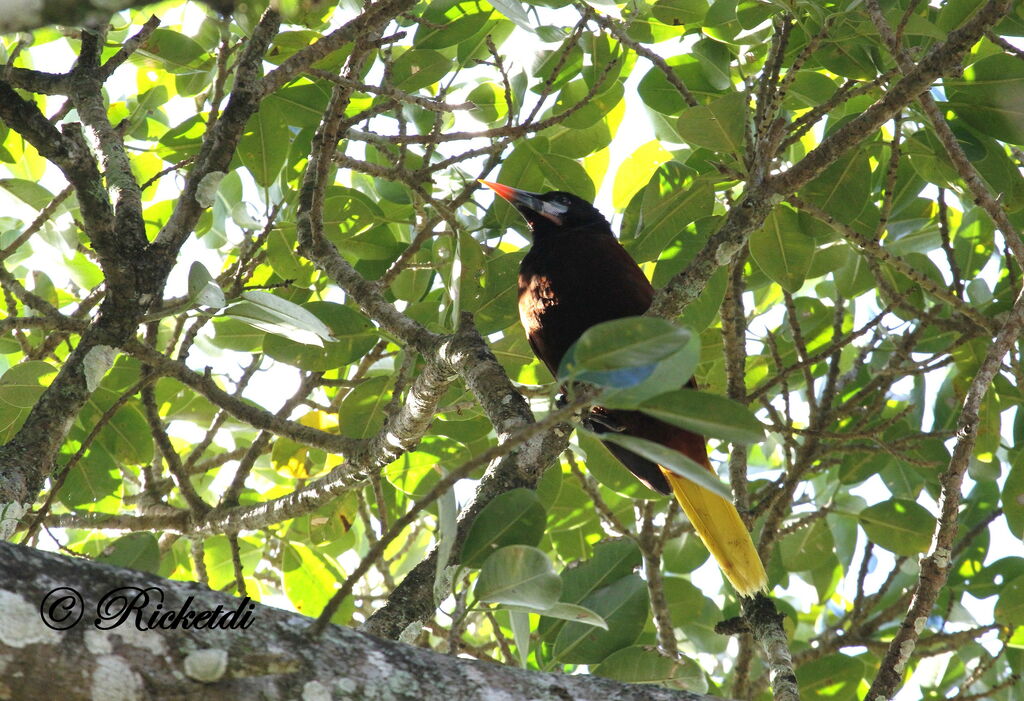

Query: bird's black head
[479,181,611,238]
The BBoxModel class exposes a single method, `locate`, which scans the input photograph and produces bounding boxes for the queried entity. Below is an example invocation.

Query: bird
[480,179,768,597]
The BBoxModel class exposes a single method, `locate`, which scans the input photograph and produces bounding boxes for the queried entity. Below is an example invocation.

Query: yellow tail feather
[661,468,768,597]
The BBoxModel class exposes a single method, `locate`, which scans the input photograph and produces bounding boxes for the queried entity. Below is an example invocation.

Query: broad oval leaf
[859,499,935,556]
[552,574,649,664]
[1003,453,1024,538]
[612,140,672,210]
[461,488,547,568]
[414,10,491,50]
[675,92,747,154]
[797,653,866,701]
[594,645,706,692]
[339,375,392,440]
[96,532,160,574]
[263,302,377,371]
[558,317,690,381]
[591,429,732,500]
[225,290,335,347]
[800,151,870,224]
[947,54,1024,145]
[638,388,765,445]
[779,519,836,572]
[995,574,1024,626]
[187,261,226,309]
[749,205,814,292]
[504,602,608,630]
[599,333,701,410]
[0,361,57,410]
[475,545,562,609]
[627,180,715,263]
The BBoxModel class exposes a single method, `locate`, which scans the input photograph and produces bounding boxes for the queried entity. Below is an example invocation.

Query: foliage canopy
[1,0,1023,699]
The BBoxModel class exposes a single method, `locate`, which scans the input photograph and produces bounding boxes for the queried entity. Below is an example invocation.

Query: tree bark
[0,541,724,701]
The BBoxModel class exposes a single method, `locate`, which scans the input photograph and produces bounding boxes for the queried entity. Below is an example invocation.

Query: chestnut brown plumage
[481,179,767,597]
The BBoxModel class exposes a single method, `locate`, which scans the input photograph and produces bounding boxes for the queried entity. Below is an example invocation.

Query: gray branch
[0,540,721,700]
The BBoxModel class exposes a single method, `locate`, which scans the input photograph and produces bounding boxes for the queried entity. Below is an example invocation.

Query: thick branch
[362,319,572,640]
[0,540,721,701]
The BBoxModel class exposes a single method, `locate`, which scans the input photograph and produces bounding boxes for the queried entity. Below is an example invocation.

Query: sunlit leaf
[474,545,562,609]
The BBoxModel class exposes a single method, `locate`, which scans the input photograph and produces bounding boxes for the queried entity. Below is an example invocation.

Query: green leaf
[558,317,690,382]
[488,0,532,31]
[263,302,377,371]
[474,545,562,609]
[475,251,524,334]
[338,375,392,440]
[560,539,643,605]
[98,403,153,465]
[662,532,710,573]
[627,180,715,263]
[638,57,720,114]
[652,0,709,26]
[0,179,53,210]
[612,141,672,209]
[801,151,870,223]
[58,444,119,508]
[599,333,701,409]
[226,290,335,347]
[552,574,649,663]
[384,435,469,497]
[780,519,836,572]
[1003,452,1024,539]
[211,317,263,352]
[553,80,624,130]
[434,484,458,602]
[202,534,263,591]
[187,261,226,308]
[859,499,935,556]
[237,109,289,188]
[749,205,813,292]
[141,28,206,70]
[96,533,160,574]
[782,71,839,110]
[283,542,349,622]
[461,488,547,568]
[947,54,1024,145]
[509,609,531,668]
[414,9,491,49]
[834,246,874,298]
[578,433,663,499]
[675,92,747,154]
[692,38,733,91]
[505,602,608,629]
[391,49,452,92]
[592,430,732,500]
[0,361,56,409]
[995,575,1024,625]
[263,81,332,128]
[594,645,706,691]
[522,140,596,202]
[467,82,507,124]
[638,388,765,445]
[797,653,866,701]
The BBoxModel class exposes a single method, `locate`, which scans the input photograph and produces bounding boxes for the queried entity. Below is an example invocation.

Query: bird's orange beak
[478,179,520,204]
[478,180,563,226]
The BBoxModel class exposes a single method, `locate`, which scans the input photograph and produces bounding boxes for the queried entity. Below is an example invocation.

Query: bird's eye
[554,195,570,205]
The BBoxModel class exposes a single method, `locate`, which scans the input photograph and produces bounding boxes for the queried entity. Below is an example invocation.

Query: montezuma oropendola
[480,179,768,597]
